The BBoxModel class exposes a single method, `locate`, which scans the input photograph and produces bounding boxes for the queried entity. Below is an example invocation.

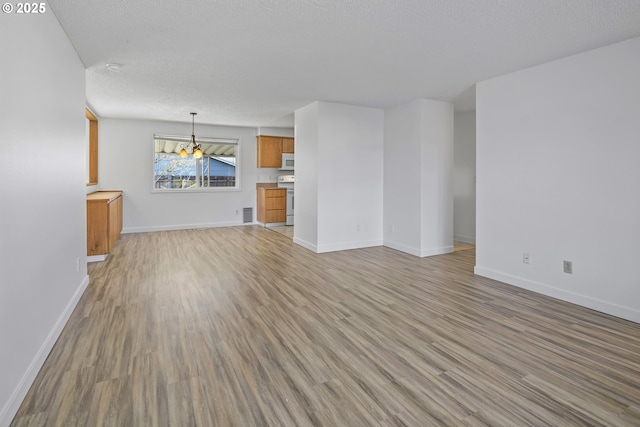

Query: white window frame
[152,134,241,193]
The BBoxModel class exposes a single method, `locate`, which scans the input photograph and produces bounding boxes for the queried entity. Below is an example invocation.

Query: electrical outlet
[356,224,361,232]
[563,260,573,274]
[76,258,80,272]
[523,253,530,264]
[235,209,239,215]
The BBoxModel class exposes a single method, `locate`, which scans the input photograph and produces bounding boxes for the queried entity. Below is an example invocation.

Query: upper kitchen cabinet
[257,135,294,168]
[257,136,282,168]
[282,137,294,153]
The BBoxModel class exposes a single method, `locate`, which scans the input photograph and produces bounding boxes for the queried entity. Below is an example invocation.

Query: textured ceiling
[49,0,640,127]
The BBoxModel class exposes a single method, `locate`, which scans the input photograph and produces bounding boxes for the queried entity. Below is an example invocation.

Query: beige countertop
[256,182,278,189]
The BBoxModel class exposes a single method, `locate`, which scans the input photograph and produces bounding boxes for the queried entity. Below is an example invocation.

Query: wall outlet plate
[523,253,530,264]
[563,260,573,274]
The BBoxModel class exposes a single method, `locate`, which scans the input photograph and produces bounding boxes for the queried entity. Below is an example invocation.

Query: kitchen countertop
[256,182,278,189]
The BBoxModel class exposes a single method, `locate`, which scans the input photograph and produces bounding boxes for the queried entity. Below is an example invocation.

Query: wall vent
[243,207,253,223]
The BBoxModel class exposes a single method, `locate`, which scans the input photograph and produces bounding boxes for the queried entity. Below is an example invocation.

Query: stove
[277,175,294,226]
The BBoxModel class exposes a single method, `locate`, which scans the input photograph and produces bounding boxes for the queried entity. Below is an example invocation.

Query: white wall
[293,103,320,249]
[257,127,294,137]
[476,36,640,323]
[383,100,423,253]
[419,101,454,255]
[0,10,88,426]
[453,111,476,243]
[99,119,267,232]
[384,99,454,257]
[294,101,384,253]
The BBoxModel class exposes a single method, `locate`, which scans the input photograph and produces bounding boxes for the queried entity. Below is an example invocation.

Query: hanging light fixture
[180,112,203,158]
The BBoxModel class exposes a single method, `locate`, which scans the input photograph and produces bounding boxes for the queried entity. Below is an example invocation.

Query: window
[153,134,239,191]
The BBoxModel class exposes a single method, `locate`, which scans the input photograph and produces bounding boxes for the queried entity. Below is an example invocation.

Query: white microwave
[280,153,294,171]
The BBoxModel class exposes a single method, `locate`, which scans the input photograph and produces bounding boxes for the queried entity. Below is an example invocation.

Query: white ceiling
[49,0,640,127]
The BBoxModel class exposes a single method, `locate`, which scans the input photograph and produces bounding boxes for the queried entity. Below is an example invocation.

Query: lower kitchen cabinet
[257,188,286,225]
[87,191,123,256]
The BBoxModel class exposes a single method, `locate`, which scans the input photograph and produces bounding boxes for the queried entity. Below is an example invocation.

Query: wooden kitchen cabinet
[87,191,123,256]
[257,188,286,224]
[257,136,282,168]
[282,137,294,153]
[256,135,294,168]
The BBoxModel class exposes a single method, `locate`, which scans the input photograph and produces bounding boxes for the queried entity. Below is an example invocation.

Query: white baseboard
[292,237,317,252]
[87,254,107,263]
[474,266,640,324]
[122,221,257,234]
[384,240,454,258]
[316,239,383,254]
[292,237,383,254]
[420,246,454,257]
[0,275,90,427]
[383,240,422,256]
[453,234,476,244]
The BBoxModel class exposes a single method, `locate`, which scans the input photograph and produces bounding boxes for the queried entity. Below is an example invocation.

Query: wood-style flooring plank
[11,225,640,426]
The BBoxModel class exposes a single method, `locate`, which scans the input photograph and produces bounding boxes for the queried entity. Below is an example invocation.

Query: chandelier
[180,112,203,158]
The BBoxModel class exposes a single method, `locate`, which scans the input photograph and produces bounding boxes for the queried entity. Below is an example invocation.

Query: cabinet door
[264,188,286,198]
[115,196,123,234]
[87,191,123,256]
[87,201,109,255]
[282,138,294,153]
[257,136,282,168]
[265,196,285,210]
[107,196,122,252]
[265,210,286,223]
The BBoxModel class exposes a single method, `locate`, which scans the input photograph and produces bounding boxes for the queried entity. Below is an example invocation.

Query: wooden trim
[85,108,97,121]
[86,108,98,185]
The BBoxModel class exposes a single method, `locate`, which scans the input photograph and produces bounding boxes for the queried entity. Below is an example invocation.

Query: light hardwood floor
[453,241,475,252]
[268,225,294,239]
[12,226,640,426]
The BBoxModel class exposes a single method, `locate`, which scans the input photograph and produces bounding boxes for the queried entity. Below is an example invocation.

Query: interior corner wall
[419,100,454,256]
[384,99,454,257]
[475,36,640,323]
[98,118,260,232]
[383,100,424,254]
[293,102,320,251]
[0,11,88,427]
[453,111,476,244]
[316,102,384,253]
[294,101,384,253]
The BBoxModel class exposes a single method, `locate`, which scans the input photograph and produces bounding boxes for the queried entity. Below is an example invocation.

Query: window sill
[151,187,241,194]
